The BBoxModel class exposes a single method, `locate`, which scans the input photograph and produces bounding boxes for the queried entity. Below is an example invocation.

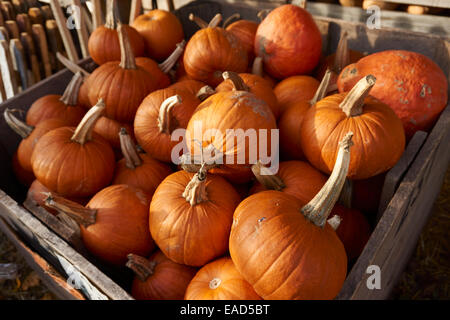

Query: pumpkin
[132,9,184,61]
[225,19,258,64]
[278,70,332,160]
[254,4,322,79]
[274,75,320,116]
[169,79,208,97]
[149,168,241,266]
[86,23,160,124]
[126,251,197,300]
[78,76,91,109]
[215,72,280,119]
[251,57,276,88]
[185,257,261,300]
[185,72,277,184]
[87,0,144,65]
[337,50,448,139]
[112,128,172,196]
[183,14,248,86]
[31,100,115,198]
[249,160,327,204]
[301,75,405,180]
[93,116,134,152]
[134,87,200,163]
[26,72,86,126]
[4,109,67,173]
[229,133,353,299]
[44,184,155,266]
[352,173,386,215]
[12,151,35,187]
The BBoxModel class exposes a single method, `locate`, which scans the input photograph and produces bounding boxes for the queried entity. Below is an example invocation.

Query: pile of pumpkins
[5,1,448,300]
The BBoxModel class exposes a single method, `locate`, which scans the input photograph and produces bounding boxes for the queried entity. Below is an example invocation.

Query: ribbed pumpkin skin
[169,80,206,96]
[149,171,241,266]
[136,57,172,89]
[26,95,86,127]
[315,50,366,81]
[93,116,134,150]
[112,154,172,197]
[215,73,280,119]
[78,80,91,109]
[131,251,197,300]
[329,204,371,261]
[31,128,115,198]
[132,9,184,61]
[86,63,159,124]
[274,75,319,115]
[88,25,145,65]
[254,5,322,79]
[225,20,258,64]
[250,161,327,204]
[183,27,248,87]
[134,87,200,163]
[229,191,347,300]
[82,184,155,266]
[185,257,261,300]
[337,50,448,139]
[300,94,405,180]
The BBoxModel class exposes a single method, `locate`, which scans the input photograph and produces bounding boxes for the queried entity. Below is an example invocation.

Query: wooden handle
[40,5,54,21]
[49,0,79,62]
[0,9,4,27]
[91,0,103,30]
[12,0,27,15]
[20,31,40,83]
[1,2,14,20]
[32,24,52,78]
[129,0,142,24]
[28,7,44,25]
[5,20,20,39]
[70,0,89,58]
[10,38,29,90]
[56,51,90,77]
[16,13,32,35]
[81,5,93,34]
[46,19,64,71]
[0,25,9,41]
[0,39,19,98]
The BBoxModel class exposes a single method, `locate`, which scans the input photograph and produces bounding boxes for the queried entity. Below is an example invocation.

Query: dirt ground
[0,167,449,300]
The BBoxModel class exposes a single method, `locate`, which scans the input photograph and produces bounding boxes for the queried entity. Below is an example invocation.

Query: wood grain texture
[49,0,79,62]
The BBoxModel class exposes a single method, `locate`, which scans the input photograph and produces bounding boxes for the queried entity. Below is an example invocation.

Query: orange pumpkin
[229,133,353,299]
[183,14,248,86]
[93,116,134,151]
[26,73,86,126]
[337,50,448,139]
[132,9,184,61]
[149,168,241,266]
[185,257,261,300]
[254,4,322,78]
[225,19,258,64]
[88,0,144,65]
[127,251,197,300]
[12,151,35,187]
[251,57,276,88]
[44,185,155,266]
[112,128,172,196]
[31,100,115,198]
[300,75,406,180]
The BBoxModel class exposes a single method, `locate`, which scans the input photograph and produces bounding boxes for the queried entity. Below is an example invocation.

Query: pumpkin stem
[182,165,208,206]
[251,57,264,77]
[293,0,307,9]
[257,9,270,21]
[157,95,182,134]
[327,215,342,231]
[104,0,117,29]
[44,193,96,228]
[126,254,157,282]
[222,71,249,92]
[158,40,186,74]
[118,22,136,70]
[60,72,84,106]
[209,278,222,290]
[71,99,105,145]
[3,108,33,139]
[208,14,223,28]
[310,69,332,106]
[251,160,286,191]
[301,132,354,228]
[196,85,216,101]
[119,127,142,169]
[340,75,376,117]
[339,179,353,209]
[333,31,350,74]
[223,13,240,28]
[189,13,208,29]
[180,153,220,173]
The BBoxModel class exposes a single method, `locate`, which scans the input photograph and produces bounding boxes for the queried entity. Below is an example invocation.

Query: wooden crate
[0,0,449,300]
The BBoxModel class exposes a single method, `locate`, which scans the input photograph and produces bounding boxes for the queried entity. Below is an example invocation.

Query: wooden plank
[0,262,18,280]
[0,39,19,99]
[378,0,450,8]
[45,19,65,72]
[129,0,142,24]
[9,38,29,90]
[91,0,103,30]
[32,24,52,77]
[20,32,40,84]
[5,20,20,39]
[70,0,89,58]
[16,13,32,35]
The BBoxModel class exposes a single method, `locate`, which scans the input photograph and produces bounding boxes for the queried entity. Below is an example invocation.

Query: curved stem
[327,215,342,231]
[180,153,219,173]
[71,99,105,145]
[57,52,91,77]
[60,72,84,106]
[104,0,117,29]
[3,108,33,139]
[157,95,182,134]
[223,13,240,28]
[119,128,142,169]
[251,161,286,191]
[158,40,186,74]
[310,69,332,106]
[340,75,376,117]
[222,71,249,91]
[251,57,264,77]
[126,254,157,282]
[118,22,136,70]
[196,85,215,101]
[208,13,222,28]
[189,13,208,29]
[182,165,208,206]
[333,31,350,74]
[44,193,96,228]
[301,132,354,228]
